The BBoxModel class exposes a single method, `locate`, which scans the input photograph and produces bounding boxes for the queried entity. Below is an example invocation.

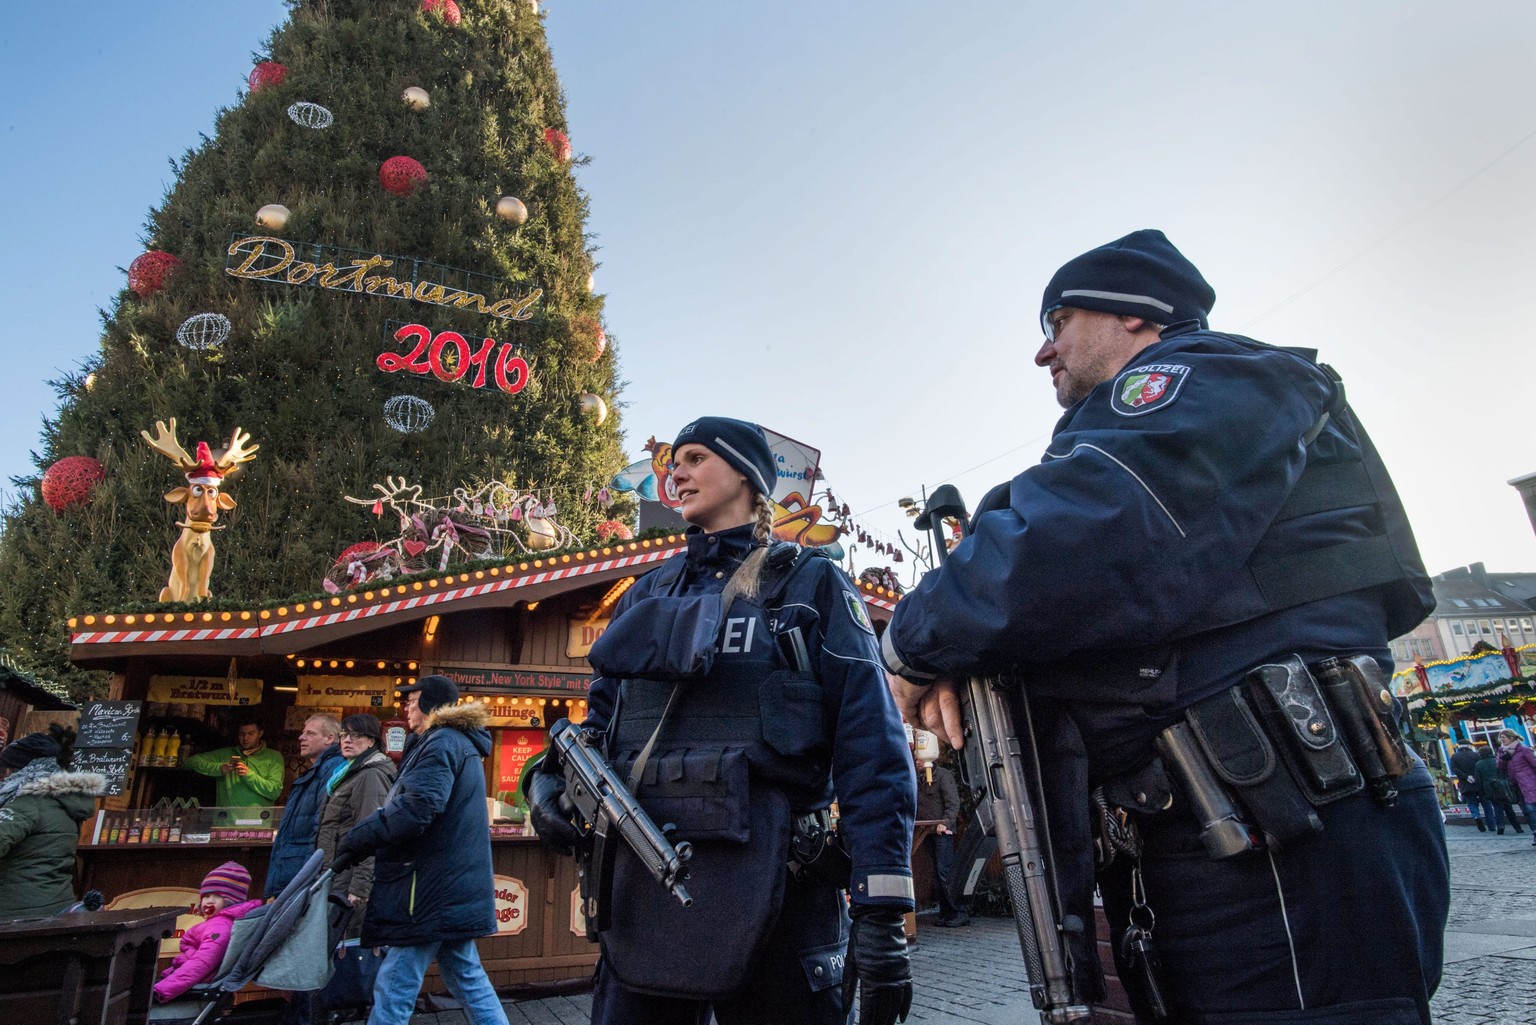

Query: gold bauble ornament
[84,372,97,392]
[495,196,529,225]
[579,393,608,425]
[402,86,431,110]
[256,203,290,230]
[585,271,595,292]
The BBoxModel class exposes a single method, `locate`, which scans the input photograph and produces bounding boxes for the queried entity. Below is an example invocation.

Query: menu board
[76,700,142,749]
[71,747,134,796]
[74,700,141,796]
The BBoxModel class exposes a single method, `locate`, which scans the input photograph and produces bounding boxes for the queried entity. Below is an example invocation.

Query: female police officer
[528,416,915,1025]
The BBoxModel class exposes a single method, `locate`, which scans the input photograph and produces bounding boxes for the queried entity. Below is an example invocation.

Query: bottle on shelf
[166,731,182,766]
[151,729,171,768]
[126,817,143,844]
[168,812,182,844]
[131,731,148,769]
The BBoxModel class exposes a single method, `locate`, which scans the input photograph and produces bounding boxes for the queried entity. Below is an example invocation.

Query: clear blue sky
[3,1,1534,582]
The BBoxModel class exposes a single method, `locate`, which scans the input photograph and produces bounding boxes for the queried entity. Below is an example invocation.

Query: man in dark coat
[266,714,345,895]
[1449,742,1485,831]
[335,676,507,1025]
[915,755,967,926]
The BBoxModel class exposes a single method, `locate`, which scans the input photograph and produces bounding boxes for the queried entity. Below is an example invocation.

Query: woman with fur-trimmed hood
[0,725,106,918]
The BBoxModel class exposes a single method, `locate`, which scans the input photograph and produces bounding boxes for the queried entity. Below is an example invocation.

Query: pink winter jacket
[1500,741,1536,804]
[153,898,263,1002]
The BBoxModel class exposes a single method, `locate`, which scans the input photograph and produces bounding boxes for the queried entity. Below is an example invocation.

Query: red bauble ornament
[379,156,429,196]
[596,520,633,543]
[574,316,606,362]
[249,61,288,93]
[422,0,461,26]
[543,127,572,162]
[41,456,105,513]
[127,251,184,298]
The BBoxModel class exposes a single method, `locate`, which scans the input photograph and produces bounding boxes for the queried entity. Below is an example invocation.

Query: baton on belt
[917,486,1091,1024]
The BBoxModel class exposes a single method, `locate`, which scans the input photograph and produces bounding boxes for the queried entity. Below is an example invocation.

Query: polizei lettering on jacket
[717,616,758,654]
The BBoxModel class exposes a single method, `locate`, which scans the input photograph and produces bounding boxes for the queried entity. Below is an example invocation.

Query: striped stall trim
[71,544,682,647]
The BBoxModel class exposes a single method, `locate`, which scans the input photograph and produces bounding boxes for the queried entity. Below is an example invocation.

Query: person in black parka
[334,677,507,1025]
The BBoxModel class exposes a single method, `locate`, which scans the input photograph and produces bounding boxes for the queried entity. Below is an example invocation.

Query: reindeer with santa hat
[140,419,260,602]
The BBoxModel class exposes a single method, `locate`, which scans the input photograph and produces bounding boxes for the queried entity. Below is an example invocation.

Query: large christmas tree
[0,0,621,699]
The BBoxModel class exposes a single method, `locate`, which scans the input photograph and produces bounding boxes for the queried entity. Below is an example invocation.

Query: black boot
[1498,826,1506,835]
[1476,819,1488,832]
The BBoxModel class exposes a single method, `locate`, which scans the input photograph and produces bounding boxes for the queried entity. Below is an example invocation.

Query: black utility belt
[1111,654,1413,859]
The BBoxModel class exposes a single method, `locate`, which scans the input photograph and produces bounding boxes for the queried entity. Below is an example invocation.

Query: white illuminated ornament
[176,313,232,351]
[286,102,334,129]
[383,395,436,433]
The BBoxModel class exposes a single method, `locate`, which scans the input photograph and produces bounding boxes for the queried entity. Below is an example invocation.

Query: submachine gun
[916,486,1091,1024]
[548,718,693,941]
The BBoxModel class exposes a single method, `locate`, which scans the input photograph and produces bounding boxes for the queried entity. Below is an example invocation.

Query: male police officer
[883,230,1449,1024]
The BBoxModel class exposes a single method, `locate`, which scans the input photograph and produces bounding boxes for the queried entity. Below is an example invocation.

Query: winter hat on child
[200,861,251,902]
[0,729,63,769]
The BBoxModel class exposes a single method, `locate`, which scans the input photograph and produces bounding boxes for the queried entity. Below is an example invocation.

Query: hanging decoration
[255,203,291,230]
[379,322,531,394]
[383,394,436,433]
[495,196,528,224]
[285,101,333,129]
[140,420,260,603]
[248,61,288,93]
[325,477,580,590]
[595,520,633,543]
[402,86,431,110]
[84,373,97,391]
[421,0,462,26]
[175,312,232,351]
[380,156,429,196]
[225,235,542,321]
[128,251,184,298]
[543,127,572,162]
[40,456,105,513]
[586,271,595,293]
[578,393,608,425]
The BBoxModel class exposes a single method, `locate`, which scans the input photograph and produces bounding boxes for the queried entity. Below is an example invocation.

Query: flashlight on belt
[1155,722,1261,860]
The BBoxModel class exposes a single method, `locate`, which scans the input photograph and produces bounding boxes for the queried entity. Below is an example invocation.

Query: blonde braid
[728,493,776,600]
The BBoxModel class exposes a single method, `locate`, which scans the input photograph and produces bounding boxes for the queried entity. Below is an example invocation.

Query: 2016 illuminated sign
[378,323,530,394]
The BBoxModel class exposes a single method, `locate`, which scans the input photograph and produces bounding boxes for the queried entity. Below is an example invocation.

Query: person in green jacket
[0,725,106,919]
[185,718,285,808]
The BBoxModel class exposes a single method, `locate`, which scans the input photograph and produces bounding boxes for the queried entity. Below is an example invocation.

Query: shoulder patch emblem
[843,590,875,635]
[1112,364,1190,417]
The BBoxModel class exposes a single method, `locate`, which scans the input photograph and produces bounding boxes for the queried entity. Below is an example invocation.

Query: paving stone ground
[338,821,1534,1024]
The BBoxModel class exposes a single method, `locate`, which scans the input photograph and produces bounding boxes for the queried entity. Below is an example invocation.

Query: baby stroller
[151,850,349,1024]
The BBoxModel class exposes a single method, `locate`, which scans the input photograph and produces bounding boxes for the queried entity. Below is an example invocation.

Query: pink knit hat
[200,861,251,902]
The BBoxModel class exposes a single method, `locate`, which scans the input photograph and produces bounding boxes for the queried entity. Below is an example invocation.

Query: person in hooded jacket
[317,713,398,936]
[527,416,915,1025]
[333,676,507,1025]
[1449,742,1485,831]
[0,725,105,919]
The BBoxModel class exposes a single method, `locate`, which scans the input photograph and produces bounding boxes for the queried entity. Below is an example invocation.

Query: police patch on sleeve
[1112,363,1190,416]
[843,590,875,635]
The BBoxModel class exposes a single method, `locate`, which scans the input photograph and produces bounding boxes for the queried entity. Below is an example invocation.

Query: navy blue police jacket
[587,524,917,910]
[886,323,1433,779]
[339,702,498,947]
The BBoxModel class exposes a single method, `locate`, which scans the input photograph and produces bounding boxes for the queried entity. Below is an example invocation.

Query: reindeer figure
[140,419,260,602]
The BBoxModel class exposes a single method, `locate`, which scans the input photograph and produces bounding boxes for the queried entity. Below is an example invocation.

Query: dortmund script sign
[225,235,542,322]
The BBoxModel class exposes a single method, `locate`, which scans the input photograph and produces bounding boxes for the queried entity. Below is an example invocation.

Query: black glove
[842,906,913,1025]
[330,847,357,876]
[527,767,585,854]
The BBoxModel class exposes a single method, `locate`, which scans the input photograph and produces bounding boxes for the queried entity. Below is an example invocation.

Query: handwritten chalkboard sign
[76,701,142,750]
[71,746,134,796]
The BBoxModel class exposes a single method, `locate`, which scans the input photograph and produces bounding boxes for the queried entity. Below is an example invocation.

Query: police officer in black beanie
[884,231,1448,1024]
[529,415,916,1025]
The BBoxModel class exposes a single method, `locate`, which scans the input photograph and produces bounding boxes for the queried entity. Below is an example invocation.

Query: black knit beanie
[1041,229,1215,330]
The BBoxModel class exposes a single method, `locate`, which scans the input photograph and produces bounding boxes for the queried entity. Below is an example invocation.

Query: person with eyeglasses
[883,230,1448,1025]
[317,715,399,933]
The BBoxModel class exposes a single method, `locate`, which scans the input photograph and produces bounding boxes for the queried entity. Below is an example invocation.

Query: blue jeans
[367,938,508,1025]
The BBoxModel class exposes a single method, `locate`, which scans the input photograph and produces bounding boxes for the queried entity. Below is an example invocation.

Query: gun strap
[627,575,743,793]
